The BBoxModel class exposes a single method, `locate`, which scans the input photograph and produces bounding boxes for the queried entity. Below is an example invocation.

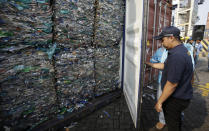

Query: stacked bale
[0,0,56,129]
[0,0,53,48]
[94,47,120,96]
[0,49,57,130]
[95,0,125,47]
[54,0,95,49]
[0,0,125,129]
[54,47,95,109]
[53,0,96,110]
[94,0,125,95]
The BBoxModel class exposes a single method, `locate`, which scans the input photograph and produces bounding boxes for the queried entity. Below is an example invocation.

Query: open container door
[122,0,148,128]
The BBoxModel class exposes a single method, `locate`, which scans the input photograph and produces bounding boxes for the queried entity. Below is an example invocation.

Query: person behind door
[146,26,193,131]
[148,46,167,131]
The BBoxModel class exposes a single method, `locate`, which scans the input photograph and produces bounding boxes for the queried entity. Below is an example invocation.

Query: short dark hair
[186,39,193,43]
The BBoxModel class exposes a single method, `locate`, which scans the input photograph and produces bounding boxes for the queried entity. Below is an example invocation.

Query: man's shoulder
[168,52,184,64]
[169,48,187,62]
[176,45,188,54]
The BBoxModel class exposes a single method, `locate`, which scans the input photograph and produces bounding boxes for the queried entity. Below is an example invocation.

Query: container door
[123,0,144,127]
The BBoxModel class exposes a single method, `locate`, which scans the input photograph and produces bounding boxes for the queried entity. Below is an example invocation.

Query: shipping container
[0,0,172,130]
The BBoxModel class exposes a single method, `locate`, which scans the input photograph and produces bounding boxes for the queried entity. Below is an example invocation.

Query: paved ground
[60,57,209,131]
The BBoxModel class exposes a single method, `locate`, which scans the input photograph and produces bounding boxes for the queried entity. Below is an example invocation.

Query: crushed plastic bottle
[47,43,57,59]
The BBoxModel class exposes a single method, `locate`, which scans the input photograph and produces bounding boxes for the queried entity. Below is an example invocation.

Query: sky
[196,0,209,25]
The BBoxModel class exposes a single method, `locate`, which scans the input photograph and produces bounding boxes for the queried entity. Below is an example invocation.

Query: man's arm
[155,80,178,112]
[145,62,164,70]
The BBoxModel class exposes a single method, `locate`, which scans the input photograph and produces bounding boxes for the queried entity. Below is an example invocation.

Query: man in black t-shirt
[146,26,193,131]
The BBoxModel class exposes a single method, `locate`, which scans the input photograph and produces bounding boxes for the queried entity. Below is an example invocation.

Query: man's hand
[155,101,163,112]
[155,81,178,112]
[145,62,153,70]
[145,61,153,67]
[145,62,164,70]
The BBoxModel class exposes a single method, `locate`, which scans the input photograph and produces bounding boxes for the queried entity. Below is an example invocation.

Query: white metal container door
[123,0,144,127]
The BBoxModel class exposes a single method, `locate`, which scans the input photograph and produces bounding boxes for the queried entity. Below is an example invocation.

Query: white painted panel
[123,0,144,127]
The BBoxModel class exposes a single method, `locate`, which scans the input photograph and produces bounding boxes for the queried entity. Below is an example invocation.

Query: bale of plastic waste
[93,0,124,95]
[94,0,125,47]
[0,48,57,130]
[94,46,120,96]
[0,0,53,48]
[54,47,95,109]
[54,0,95,49]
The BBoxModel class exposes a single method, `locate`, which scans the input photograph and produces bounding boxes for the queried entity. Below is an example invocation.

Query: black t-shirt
[161,44,193,100]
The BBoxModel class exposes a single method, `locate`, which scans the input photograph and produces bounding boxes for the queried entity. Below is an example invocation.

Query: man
[148,38,195,131]
[146,26,193,131]
[194,39,203,65]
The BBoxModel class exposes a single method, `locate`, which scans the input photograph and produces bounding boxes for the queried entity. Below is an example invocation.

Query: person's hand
[145,61,152,67]
[155,101,163,112]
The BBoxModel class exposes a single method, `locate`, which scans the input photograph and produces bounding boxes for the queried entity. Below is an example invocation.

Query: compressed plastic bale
[94,46,120,96]
[54,47,95,108]
[0,0,53,48]
[95,0,125,47]
[0,48,57,129]
[54,0,95,49]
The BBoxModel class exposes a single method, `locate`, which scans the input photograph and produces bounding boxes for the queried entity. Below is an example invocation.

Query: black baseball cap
[154,26,180,40]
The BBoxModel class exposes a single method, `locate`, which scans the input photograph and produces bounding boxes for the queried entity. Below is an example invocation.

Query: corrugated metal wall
[144,0,172,86]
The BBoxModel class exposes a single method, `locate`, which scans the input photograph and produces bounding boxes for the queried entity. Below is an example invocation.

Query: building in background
[172,0,204,37]
[205,12,209,39]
